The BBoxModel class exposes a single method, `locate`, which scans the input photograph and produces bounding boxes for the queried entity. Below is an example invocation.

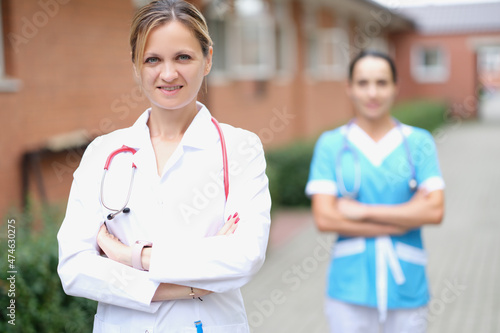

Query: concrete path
[241,120,500,333]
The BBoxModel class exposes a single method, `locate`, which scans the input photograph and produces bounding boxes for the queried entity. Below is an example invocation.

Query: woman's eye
[145,57,159,64]
[178,54,191,61]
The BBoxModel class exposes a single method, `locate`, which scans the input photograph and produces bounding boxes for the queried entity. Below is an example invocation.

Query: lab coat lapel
[157,105,219,178]
[120,109,158,177]
[120,103,220,180]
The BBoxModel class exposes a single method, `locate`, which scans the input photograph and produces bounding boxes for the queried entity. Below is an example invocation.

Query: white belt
[375,236,405,322]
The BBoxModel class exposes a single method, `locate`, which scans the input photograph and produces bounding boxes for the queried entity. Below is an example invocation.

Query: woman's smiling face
[138,20,212,113]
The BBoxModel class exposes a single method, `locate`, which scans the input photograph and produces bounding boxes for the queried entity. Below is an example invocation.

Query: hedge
[0,204,97,333]
[266,99,448,208]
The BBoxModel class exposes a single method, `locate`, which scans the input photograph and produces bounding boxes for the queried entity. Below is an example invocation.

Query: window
[307,27,349,81]
[305,10,349,81]
[478,46,500,72]
[206,13,229,83]
[0,0,21,92]
[273,0,296,81]
[411,46,449,83]
[207,0,276,82]
[229,13,275,80]
[318,28,349,80]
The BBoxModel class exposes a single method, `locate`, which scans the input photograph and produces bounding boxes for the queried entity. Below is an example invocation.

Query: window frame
[304,9,349,82]
[0,0,21,92]
[206,7,231,85]
[273,0,296,82]
[411,45,450,83]
[228,15,276,81]
[307,27,350,81]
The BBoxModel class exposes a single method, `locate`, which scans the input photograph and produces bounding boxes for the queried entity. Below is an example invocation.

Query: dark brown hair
[349,50,397,83]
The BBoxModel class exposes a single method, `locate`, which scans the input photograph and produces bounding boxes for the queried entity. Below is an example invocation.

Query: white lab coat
[57,102,272,332]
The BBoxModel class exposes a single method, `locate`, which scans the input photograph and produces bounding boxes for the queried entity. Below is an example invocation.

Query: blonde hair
[130,0,213,71]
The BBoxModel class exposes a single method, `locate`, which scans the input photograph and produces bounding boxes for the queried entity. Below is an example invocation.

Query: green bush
[266,99,448,209]
[391,99,448,133]
[0,204,97,333]
[266,141,315,209]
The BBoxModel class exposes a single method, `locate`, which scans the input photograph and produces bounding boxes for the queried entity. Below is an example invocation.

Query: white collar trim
[341,122,413,167]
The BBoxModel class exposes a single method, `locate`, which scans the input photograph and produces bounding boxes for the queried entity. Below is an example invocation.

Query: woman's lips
[158,85,183,96]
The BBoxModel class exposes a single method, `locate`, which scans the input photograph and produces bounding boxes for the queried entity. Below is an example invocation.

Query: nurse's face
[347,56,397,122]
[137,21,212,113]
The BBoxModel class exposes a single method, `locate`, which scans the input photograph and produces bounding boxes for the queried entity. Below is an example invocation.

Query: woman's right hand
[152,284,213,302]
[216,212,240,236]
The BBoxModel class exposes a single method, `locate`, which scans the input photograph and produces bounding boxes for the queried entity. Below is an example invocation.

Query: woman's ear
[132,63,142,84]
[204,46,213,76]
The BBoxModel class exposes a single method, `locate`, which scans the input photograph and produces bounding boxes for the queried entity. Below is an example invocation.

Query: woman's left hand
[216,213,240,236]
[97,223,132,266]
[337,198,367,221]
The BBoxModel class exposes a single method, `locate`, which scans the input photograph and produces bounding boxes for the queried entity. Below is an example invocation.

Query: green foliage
[0,204,96,333]
[266,141,315,209]
[266,99,448,208]
[391,99,448,133]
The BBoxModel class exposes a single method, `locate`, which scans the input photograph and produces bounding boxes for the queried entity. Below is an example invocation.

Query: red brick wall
[390,31,492,116]
[0,0,401,216]
[1,0,150,217]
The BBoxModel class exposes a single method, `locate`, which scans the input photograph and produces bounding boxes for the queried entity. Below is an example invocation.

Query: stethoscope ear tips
[107,214,114,220]
[123,207,131,214]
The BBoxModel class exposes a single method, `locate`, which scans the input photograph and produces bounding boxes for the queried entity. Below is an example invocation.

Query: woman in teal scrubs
[306,50,445,333]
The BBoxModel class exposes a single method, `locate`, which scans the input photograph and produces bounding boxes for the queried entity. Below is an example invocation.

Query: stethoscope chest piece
[409,178,418,192]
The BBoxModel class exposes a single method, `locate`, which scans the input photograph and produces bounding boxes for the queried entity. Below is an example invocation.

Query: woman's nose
[160,62,178,82]
[367,84,378,97]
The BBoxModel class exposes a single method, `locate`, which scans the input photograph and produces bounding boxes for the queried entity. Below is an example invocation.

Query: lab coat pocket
[394,242,429,300]
[179,322,248,333]
[93,314,155,333]
[93,315,121,333]
[199,323,249,333]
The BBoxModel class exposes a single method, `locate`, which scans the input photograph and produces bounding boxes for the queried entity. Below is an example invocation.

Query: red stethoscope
[100,117,229,220]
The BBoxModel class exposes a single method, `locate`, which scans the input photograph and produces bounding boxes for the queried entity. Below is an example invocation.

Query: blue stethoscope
[99,117,228,333]
[336,119,417,198]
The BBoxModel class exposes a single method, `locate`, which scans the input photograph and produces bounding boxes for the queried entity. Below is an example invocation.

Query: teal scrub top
[306,122,444,311]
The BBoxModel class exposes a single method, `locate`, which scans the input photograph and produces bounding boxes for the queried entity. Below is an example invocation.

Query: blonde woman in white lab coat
[57,1,271,332]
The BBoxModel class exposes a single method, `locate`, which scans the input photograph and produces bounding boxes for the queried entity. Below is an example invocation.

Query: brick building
[0,0,414,217]
[392,2,500,120]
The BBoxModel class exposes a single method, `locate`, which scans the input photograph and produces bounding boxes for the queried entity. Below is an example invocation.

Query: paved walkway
[241,120,500,333]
